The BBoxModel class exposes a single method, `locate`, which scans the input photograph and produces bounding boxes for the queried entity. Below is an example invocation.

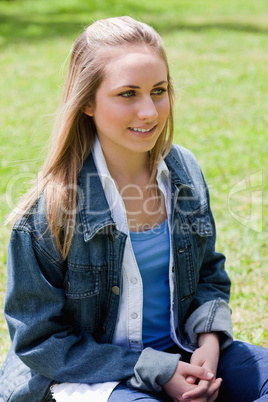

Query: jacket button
[112,286,120,295]
[172,266,175,273]
[108,232,115,242]
[65,281,71,292]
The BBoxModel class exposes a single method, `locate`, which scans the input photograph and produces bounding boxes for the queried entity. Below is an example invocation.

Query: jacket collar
[164,146,195,189]
[78,152,115,242]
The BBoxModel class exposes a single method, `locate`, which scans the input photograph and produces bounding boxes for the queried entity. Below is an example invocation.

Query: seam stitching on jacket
[205,299,219,332]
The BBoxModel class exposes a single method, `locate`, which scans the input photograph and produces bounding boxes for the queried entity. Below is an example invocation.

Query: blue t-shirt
[130,220,174,350]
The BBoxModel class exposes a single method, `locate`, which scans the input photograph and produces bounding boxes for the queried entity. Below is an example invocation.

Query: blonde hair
[7,16,175,259]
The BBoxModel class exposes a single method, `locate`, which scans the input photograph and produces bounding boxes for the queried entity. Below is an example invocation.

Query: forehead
[99,45,167,85]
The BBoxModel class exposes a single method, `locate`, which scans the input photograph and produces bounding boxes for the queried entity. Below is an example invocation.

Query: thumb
[185,376,196,384]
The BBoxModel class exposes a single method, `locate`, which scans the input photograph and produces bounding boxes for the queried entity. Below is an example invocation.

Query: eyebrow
[153,81,168,87]
[115,81,168,90]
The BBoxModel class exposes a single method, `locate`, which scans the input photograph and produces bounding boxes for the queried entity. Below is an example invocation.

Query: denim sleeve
[127,347,180,392]
[185,298,233,350]
[4,229,178,391]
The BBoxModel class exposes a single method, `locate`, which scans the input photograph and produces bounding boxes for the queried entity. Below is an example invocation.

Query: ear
[82,104,94,117]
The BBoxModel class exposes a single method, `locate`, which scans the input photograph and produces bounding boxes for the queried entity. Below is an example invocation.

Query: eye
[151,88,167,96]
[118,90,136,98]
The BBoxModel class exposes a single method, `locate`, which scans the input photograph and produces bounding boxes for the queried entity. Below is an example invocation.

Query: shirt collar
[157,156,170,183]
[92,136,170,186]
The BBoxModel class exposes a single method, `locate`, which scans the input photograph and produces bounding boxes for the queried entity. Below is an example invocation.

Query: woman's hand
[183,332,222,401]
[162,360,216,402]
[162,333,221,401]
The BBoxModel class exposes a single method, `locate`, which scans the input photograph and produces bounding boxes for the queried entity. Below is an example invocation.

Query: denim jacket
[0,144,233,401]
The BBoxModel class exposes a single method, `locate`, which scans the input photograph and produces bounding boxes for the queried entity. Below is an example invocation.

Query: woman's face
[84,46,170,159]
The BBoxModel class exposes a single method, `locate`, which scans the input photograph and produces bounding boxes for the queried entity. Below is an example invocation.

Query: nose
[137,95,158,121]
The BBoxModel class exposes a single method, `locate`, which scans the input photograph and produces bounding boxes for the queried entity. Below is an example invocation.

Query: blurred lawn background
[0,0,267,364]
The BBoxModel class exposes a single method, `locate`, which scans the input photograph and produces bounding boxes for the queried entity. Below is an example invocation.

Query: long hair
[7,16,175,259]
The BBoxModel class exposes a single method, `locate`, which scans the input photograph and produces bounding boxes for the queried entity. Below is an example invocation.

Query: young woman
[0,16,267,402]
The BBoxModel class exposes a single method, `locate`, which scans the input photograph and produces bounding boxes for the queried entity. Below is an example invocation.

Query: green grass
[0,0,267,365]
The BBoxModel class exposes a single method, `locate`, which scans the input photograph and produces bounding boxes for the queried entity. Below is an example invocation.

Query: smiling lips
[129,125,156,133]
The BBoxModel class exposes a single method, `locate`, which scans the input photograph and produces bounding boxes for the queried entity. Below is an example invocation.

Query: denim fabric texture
[0,145,233,401]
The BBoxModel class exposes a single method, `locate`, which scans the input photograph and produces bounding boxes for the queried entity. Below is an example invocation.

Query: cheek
[94,104,131,133]
[103,102,134,124]
[158,98,170,121]
[94,100,116,124]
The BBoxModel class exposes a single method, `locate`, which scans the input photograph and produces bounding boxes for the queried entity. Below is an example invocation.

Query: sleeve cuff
[184,298,233,350]
[127,347,180,393]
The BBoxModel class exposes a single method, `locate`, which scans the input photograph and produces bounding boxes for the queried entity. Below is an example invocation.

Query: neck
[102,147,150,186]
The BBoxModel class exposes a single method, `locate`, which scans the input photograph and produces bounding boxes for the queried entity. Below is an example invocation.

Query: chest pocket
[64,267,100,298]
[64,265,105,333]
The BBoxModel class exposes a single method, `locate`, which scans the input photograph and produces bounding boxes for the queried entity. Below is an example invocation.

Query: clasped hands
[162,333,221,402]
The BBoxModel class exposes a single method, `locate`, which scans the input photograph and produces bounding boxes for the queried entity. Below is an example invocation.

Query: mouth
[129,125,157,135]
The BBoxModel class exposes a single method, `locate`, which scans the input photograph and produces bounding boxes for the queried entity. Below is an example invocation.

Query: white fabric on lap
[51,382,119,402]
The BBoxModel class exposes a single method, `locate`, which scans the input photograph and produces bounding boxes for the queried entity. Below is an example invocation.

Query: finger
[182,378,222,400]
[206,378,222,397]
[182,379,210,399]
[208,388,220,402]
[180,364,214,382]
[185,376,196,384]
